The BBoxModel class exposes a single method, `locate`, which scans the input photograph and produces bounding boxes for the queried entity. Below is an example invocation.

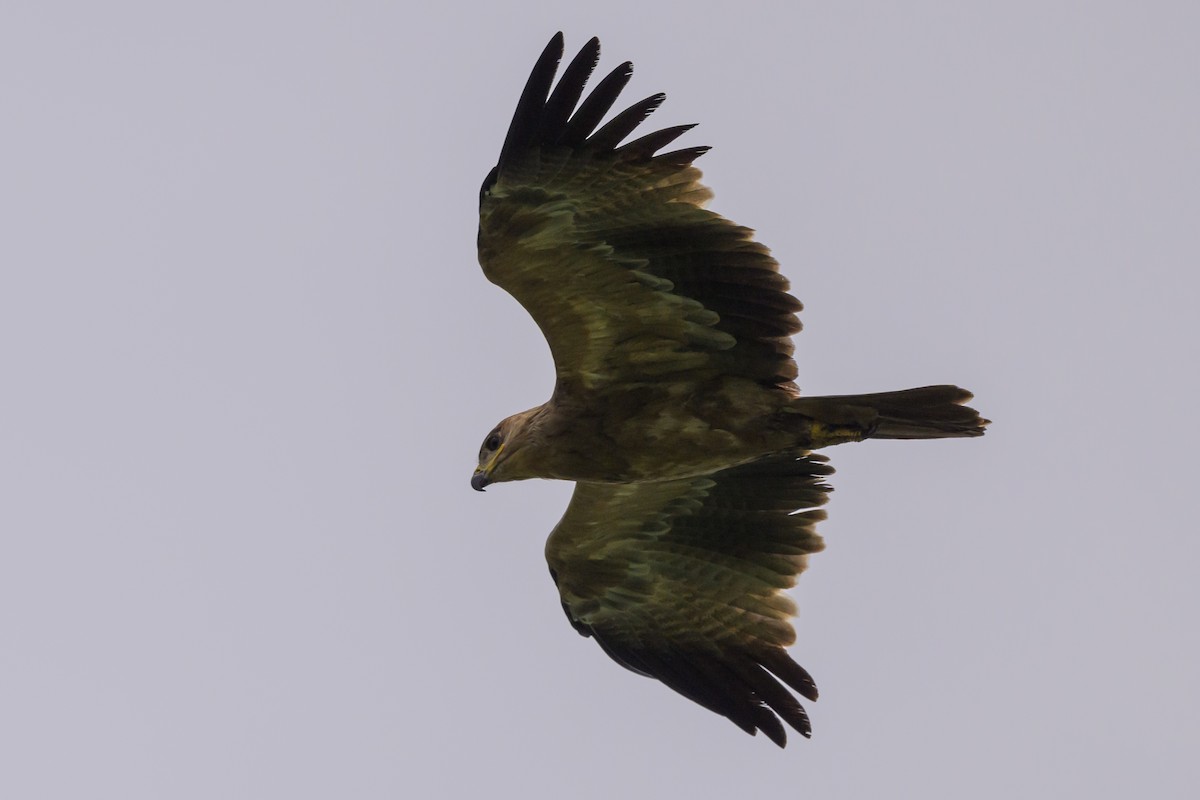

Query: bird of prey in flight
[471,33,987,747]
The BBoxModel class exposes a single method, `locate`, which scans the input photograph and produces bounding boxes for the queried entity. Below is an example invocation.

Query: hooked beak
[472,442,504,492]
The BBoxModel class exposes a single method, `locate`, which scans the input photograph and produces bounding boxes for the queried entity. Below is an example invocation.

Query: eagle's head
[471,407,543,491]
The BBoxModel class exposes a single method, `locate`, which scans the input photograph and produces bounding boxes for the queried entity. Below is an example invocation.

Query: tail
[791,385,989,440]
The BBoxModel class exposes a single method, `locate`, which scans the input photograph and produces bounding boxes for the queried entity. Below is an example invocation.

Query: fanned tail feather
[795,385,989,440]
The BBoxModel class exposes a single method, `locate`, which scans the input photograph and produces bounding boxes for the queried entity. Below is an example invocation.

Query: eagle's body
[493,378,811,484]
[471,34,988,747]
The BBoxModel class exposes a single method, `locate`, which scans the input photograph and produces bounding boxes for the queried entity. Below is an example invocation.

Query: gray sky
[3,1,1198,798]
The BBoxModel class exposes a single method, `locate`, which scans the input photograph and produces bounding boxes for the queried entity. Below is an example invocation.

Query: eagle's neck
[506,399,631,483]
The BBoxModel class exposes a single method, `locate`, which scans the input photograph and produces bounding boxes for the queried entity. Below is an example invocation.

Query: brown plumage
[472,33,988,746]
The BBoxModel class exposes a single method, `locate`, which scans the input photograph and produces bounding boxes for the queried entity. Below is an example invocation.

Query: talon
[810,420,872,448]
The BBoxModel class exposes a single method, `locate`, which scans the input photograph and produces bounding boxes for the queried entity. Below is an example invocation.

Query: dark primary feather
[545,453,832,747]
[540,37,599,143]
[495,33,564,172]
[478,34,804,393]
[588,93,666,150]
[560,61,633,147]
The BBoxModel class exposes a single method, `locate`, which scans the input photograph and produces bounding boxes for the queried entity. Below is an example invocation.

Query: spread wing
[545,452,833,747]
[478,34,803,396]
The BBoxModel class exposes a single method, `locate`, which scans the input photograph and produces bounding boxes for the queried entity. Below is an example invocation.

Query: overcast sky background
[3,2,1198,798]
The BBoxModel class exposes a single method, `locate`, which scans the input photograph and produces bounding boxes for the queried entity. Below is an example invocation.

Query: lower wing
[545,452,833,746]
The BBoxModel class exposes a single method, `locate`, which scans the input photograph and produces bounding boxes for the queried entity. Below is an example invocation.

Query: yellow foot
[809,420,872,448]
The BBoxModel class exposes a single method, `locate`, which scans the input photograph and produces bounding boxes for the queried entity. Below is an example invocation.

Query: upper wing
[478,34,803,396]
[545,452,833,747]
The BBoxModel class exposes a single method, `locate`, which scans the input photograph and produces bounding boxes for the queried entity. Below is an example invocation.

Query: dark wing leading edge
[545,452,833,747]
[478,34,804,396]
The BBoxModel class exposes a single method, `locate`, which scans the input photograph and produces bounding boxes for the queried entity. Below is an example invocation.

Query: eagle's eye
[484,433,502,452]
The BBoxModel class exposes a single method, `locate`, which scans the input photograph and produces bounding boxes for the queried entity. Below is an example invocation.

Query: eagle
[471,33,987,747]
